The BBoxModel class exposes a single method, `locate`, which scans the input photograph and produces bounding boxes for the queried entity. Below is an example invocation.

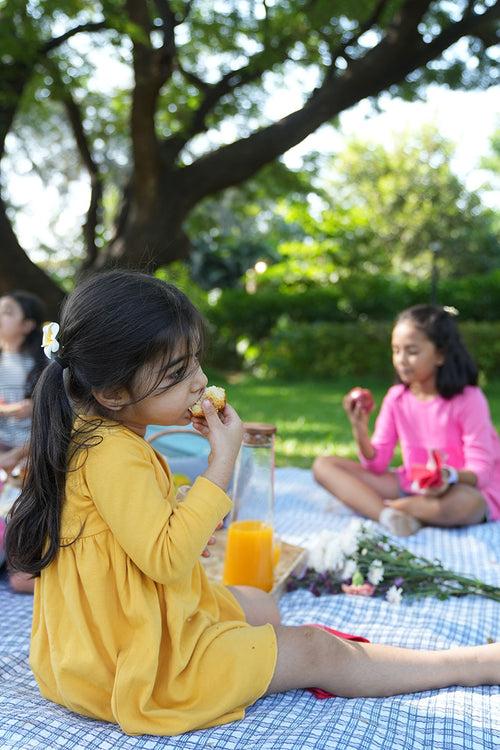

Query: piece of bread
[190,386,226,417]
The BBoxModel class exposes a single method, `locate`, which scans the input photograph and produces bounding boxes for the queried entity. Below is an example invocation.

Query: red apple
[348,387,375,413]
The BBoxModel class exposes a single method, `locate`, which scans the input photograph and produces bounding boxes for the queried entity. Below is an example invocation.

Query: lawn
[209,372,500,468]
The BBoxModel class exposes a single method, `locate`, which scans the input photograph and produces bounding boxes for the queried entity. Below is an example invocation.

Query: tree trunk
[0,196,65,317]
[100,177,192,271]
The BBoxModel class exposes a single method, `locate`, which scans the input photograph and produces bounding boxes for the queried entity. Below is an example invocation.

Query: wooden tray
[201,528,307,599]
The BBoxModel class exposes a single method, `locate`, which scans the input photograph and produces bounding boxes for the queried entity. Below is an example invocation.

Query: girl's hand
[343,393,370,431]
[0,399,32,419]
[201,520,223,557]
[0,448,23,473]
[192,400,243,490]
[418,477,450,497]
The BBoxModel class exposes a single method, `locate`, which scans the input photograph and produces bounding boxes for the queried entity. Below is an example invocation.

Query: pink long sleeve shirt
[359,385,500,520]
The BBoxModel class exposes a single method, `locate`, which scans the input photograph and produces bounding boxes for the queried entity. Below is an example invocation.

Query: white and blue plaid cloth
[1,467,499,749]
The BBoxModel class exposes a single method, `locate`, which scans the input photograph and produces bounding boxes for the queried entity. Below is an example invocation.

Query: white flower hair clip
[42,322,60,360]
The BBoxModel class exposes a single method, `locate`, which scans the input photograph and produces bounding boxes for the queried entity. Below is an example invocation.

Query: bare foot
[379,507,422,537]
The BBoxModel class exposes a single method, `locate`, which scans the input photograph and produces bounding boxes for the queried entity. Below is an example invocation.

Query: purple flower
[394,577,404,587]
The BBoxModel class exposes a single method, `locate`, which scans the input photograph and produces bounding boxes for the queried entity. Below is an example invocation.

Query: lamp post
[430,242,441,305]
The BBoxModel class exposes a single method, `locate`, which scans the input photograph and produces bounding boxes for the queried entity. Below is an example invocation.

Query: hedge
[206,270,500,347]
[206,319,500,381]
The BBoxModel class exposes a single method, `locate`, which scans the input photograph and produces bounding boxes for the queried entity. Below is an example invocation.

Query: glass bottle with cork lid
[223,422,279,592]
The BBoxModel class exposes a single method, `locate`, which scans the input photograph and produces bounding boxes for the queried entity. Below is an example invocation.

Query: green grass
[208,372,500,469]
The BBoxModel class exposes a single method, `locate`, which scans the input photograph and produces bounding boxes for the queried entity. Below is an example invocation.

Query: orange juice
[223,520,274,591]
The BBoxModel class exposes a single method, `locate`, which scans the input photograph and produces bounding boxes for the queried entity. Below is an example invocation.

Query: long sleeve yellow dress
[30,421,277,736]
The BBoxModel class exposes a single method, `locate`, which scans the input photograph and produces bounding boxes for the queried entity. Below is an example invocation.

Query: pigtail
[23,326,47,397]
[6,361,73,575]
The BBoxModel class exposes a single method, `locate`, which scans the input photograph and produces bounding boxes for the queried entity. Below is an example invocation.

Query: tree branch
[171,28,299,154]
[176,60,211,91]
[394,1,500,79]
[180,0,195,24]
[186,60,269,137]
[48,66,103,270]
[41,21,109,54]
[153,0,177,55]
[179,0,497,206]
[328,0,390,70]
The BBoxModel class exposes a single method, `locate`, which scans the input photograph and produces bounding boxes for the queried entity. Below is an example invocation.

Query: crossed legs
[312,455,488,533]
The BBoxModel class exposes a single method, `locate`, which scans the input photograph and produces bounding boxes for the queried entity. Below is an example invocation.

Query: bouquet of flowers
[287,521,500,604]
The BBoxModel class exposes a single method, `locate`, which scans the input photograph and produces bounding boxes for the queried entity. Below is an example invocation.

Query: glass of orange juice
[223,423,277,592]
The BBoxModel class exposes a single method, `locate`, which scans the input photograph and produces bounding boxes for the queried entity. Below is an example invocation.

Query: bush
[221,319,500,381]
[206,270,500,348]
[242,319,393,379]
[157,264,500,377]
[461,322,500,382]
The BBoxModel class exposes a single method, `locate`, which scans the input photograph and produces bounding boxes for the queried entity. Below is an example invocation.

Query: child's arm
[344,400,375,460]
[422,388,496,497]
[191,400,243,491]
[0,399,32,418]
[455,388,497,489]
[346,389,399,474]
[84,441,232,585]
[0,444,28,471]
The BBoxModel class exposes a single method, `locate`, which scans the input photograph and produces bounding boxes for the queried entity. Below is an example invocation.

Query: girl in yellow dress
[6,271,500,736]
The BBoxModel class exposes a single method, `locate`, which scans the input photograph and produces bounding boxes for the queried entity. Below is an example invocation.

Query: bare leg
[313,456,400,519]
[385,485,488,527]
[266,625,499,697]
[228,585,281,626]
[313,456,421,535]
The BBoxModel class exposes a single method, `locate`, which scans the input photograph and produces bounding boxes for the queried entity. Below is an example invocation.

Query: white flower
[339,519,364,557]
[359,521,377,540]
[306,520,378,574]
[42,322,60,359]
[306,530,346,573]
[341,558,357,580]
[386,585,403,605]
[367,560,384,585]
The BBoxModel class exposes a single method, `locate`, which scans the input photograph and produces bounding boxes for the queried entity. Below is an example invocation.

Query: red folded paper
[410,449,443,490]
[306,624,370,699]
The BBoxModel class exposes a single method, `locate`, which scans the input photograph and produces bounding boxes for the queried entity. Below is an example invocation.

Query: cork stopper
[242,422,277,446]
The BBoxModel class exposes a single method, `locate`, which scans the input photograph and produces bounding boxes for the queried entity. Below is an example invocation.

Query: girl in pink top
[314,305,500,536]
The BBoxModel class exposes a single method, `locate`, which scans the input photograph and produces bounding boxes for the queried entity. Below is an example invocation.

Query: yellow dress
[30,421,277,736]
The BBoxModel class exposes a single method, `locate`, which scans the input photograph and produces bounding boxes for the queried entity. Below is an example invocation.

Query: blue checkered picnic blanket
[1,467,499,749]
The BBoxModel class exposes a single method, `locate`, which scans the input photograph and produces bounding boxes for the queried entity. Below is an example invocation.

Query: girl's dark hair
[6,270,206,576]
[3,290,47,396]
[395,304,478,398]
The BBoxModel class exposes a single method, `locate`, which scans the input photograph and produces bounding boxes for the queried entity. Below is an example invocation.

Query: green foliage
[154,262,209,315]
[228,319,500,383]
[256,127,500,288]
[250,319,392,379]
[203,271,500,377]
[245,320,500,382]
[3,2,498,252]
[184,160,314,288]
